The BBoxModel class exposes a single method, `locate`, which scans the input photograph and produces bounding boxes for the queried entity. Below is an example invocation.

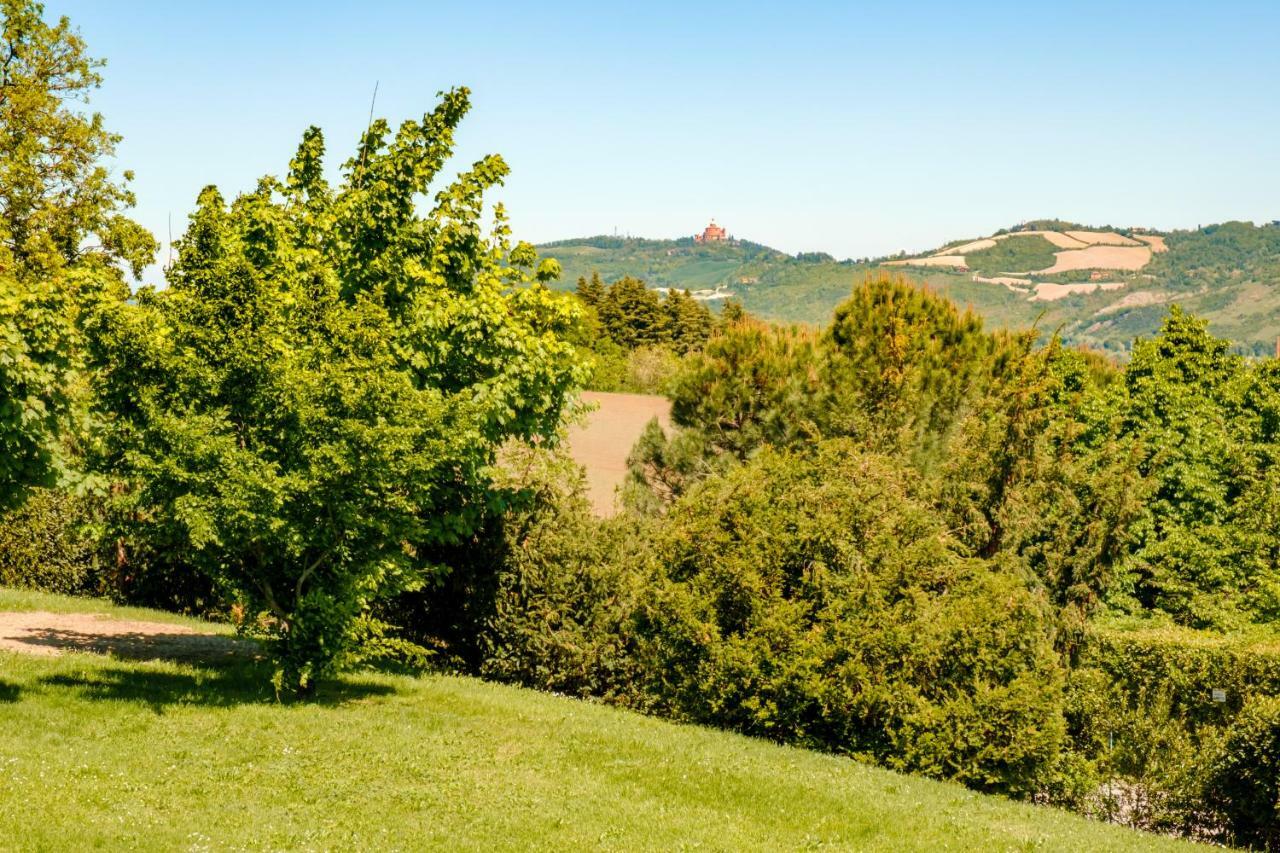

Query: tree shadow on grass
[39,660,397,713]
[7,626,259,664]
[0,680,19,703]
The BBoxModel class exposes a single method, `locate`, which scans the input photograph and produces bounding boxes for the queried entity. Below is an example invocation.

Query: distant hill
[540,221,1280,356]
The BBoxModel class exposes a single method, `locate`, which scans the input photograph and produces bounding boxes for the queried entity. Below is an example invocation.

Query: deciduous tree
[0,0,154,510]
[92,90,587,693]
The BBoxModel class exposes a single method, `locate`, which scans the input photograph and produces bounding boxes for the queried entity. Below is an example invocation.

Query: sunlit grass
[0,590,1190,850]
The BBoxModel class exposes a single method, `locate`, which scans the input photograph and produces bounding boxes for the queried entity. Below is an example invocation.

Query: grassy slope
[0,590,1186,851]
[541,224,1280,355]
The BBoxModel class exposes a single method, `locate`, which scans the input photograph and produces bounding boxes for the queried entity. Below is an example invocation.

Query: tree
[575,272,605,308]
[0,0,154,510]
[596,276,667,348]
[91,90,587,693]
[821,273,1011,465]
[1111,307,1266,627]
[940,340,1145,621]
[663,289,713,354]
[719,300,746,326]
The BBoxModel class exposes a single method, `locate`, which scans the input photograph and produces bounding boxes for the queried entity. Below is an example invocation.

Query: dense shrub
[634,441,1068,796]
[585,344,682,394]
[1068,623,1280,842]
[381,445,649,700]
[477,451,651,700]
[940,341,1144,617]
[0,485,225,614]
[0,488,99,594]
[1206,697,1280,849]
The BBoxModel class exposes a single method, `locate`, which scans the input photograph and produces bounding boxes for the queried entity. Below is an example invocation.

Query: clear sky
[55,0,1280,280]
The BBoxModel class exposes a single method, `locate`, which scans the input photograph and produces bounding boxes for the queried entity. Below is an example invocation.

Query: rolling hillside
[541,221,1280,355]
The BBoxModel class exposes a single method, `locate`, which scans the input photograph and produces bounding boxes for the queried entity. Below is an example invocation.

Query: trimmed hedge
[1071,621,1280,844]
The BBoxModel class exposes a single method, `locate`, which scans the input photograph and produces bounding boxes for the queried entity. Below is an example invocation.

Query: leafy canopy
[0,0,154,510]
[92,88,587,692]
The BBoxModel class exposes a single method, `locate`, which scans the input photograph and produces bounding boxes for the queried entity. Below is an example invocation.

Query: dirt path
[567,391,672,517]
[0,611,254,662]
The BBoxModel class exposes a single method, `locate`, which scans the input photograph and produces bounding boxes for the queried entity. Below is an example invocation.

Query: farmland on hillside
[542,222,1280,355]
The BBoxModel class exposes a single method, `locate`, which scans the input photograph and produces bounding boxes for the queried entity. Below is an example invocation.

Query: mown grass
[0,590,1192,851]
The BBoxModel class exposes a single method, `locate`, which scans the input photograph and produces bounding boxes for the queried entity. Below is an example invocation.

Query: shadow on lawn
[10,626,258,663]
[0,680,19,702]
[40,661,396,713]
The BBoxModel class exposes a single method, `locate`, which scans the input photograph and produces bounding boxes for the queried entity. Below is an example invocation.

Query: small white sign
[1212,688,1227,703]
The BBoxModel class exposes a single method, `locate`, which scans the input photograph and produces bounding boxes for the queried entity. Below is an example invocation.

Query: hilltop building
[695,220,728,243]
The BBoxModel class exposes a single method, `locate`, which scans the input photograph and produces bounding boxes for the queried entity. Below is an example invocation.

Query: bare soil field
[0,611,253,661]
[1134,234,1168,252]
[567,391,672,516]
[1036,245,1152,274]
[1032,281,1126,301]
[885,254,968,268]
[973,274,1032,288]
[1095,290,1171,315]
[938,238,996,255]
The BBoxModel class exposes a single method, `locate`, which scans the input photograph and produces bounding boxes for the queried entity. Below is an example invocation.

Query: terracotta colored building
[695,220,727,243]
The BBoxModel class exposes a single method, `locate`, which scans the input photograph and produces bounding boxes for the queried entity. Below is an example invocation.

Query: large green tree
[0,0,153,510]
[92,90,587,692]
[1109,307,1280,627]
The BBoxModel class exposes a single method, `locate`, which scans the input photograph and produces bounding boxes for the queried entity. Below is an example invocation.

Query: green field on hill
[0,589,1185,851]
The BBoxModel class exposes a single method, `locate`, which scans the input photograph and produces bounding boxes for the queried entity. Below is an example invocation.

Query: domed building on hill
[695,219,728,243]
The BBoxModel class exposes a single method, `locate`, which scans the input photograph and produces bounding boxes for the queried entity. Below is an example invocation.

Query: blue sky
[56,0,1280,280]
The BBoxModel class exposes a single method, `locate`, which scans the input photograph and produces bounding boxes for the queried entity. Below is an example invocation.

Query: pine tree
[664,289,714,354]
[576,271,606,308]
[597,276,667,348]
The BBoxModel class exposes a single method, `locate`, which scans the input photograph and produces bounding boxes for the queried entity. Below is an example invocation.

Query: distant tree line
[565,272,736,393]
[575,272,715,354]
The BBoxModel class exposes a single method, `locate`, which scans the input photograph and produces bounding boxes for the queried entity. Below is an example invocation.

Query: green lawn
[0,590,1190,851]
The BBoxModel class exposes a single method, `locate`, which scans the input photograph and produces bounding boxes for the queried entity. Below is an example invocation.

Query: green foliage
[940,340,1145,615]
[1066,623,1280,842]
[582,343,682,394]
[574,270,605,307]
[595,276,668,348]
[1105,307,1280,628]
[0,274,76,508]
[585,274,715,354]
[0,487,98,594]
[1206,697,1280,849]
[473,446,648,700]
[0,486,223,614]
[0,0,154,510]
[963,234,1059,275]
[0,0,154,280]
[570,273,714,392]
[821,273,1013,462]
[665,318,820,461]
[636,441,1067,797]
[90,90,587,693]
[636,275,1014,506]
